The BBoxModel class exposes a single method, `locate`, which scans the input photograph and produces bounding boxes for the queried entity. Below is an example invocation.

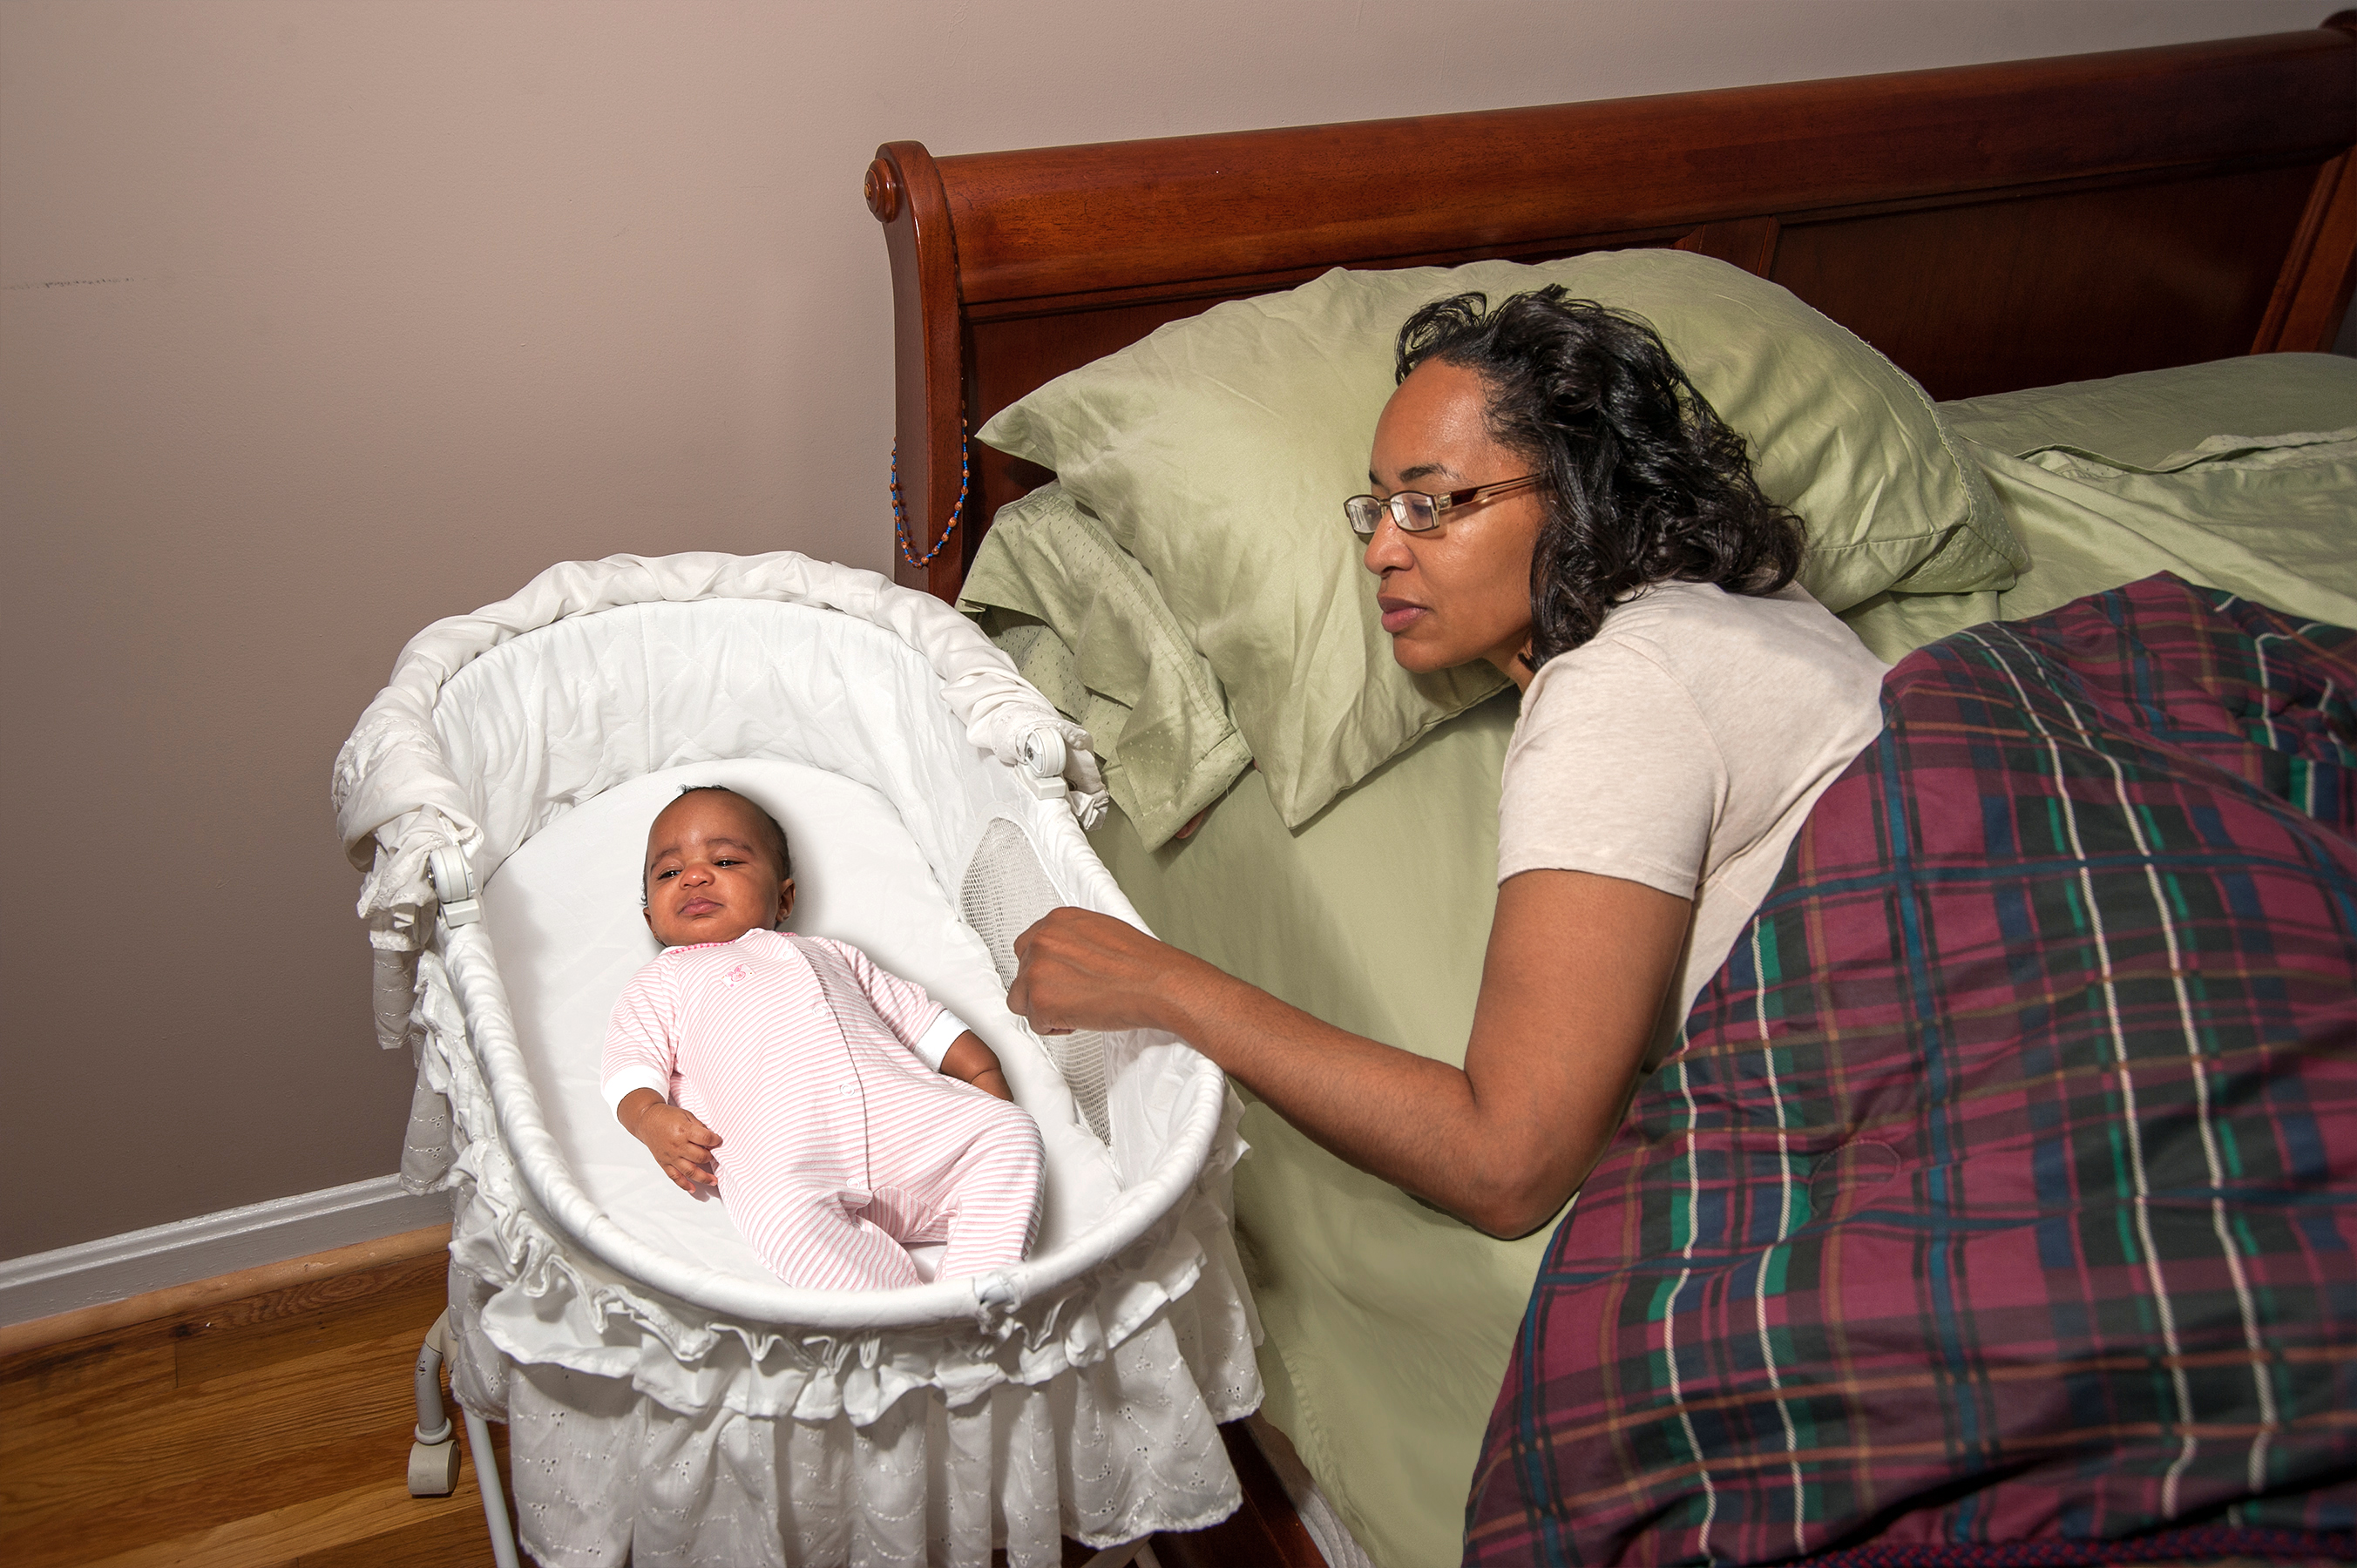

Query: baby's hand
[620,1091,723,1194]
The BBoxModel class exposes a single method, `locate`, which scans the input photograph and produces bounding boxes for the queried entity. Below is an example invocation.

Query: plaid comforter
[1466,576,2357,1566]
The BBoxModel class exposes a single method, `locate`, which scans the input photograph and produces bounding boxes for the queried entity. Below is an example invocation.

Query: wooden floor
[1,1247,507,1568]
[0,1241,1320,1567]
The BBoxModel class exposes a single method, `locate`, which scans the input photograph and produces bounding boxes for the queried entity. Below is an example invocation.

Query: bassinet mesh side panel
[961,817,1113,1146]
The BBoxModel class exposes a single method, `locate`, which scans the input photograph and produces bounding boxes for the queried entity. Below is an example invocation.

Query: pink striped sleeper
[600,928,1042,1291]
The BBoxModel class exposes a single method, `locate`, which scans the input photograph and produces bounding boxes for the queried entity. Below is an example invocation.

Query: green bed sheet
[1054,354,2356,1568]
[1090,694,1527,1568]
[1843,354,2357,662]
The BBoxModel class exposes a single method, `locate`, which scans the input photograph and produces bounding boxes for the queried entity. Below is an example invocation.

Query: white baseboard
[0,1177,453,1329]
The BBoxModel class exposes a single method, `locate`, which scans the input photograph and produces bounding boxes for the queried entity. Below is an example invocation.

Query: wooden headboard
[869,17,2357,600]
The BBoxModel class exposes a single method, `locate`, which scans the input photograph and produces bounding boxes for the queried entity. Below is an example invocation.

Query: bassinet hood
[335,551,1104,880]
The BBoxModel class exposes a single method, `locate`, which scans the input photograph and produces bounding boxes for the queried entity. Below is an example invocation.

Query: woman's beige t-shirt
[1497,579,1886,1063]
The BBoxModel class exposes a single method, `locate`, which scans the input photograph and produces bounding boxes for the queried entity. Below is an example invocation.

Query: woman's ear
[776,877,796,928]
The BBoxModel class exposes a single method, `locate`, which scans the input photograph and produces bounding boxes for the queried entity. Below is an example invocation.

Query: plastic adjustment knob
[429,845,482,929]
[409,1436,461,1497]
[1019,728,1067,801]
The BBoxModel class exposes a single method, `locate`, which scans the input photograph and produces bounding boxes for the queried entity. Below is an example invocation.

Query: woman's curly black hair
[1394,286,1804,666]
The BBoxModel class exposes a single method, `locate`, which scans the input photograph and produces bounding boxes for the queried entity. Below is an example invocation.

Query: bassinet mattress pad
[483,757,1119,1288]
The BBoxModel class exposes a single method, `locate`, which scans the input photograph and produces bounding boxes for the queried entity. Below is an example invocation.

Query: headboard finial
[864,159,901,224]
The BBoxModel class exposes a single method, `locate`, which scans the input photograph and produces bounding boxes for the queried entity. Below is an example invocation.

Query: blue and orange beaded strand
[890,424,971,568]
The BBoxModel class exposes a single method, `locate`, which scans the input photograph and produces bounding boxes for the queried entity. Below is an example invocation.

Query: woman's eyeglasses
[1344,475,1541,538]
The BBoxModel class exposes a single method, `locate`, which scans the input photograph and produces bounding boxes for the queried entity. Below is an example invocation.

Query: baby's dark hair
[672,785,793,879]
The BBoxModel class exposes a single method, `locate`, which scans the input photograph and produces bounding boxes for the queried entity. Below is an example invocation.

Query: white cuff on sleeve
[602,1066,673,1116]
[911,1009,969,1071]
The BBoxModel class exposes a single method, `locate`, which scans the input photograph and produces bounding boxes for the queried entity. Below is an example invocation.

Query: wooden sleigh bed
[873,17,2356,602]
[868,18,2357,1568]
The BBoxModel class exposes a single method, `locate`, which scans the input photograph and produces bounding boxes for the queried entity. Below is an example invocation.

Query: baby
[600,784,1043,1291]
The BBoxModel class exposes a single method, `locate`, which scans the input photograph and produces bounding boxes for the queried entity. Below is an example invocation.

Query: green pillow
[979,251,2020,828]
[960,483,1251,849]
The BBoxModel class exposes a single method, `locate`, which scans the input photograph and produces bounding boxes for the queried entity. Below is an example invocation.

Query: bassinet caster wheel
[408,1435,461,1497]
[409,1308,460,1496]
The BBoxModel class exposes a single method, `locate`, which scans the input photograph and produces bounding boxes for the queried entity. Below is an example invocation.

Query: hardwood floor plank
[2,1327,444,1565]
[173,1265,445,1389]
[0,1328,178,1462]
[294,1497,505,1568]
[76,1475,490,1568]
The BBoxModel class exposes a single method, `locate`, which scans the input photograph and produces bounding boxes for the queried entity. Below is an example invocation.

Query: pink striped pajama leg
[864,1099,1045,1281]
[734,1181,928,1292]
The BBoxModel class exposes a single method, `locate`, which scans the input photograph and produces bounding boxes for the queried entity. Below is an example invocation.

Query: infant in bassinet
[602,784,1043,1290]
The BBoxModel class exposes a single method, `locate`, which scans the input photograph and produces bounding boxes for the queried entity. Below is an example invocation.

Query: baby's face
[642,792,796,949]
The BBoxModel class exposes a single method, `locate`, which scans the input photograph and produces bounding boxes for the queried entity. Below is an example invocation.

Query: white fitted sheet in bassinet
[481,758,1119,1288]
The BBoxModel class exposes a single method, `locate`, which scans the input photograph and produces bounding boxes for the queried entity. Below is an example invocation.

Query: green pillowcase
[960,483,1252,850]
[979,250,2022,828]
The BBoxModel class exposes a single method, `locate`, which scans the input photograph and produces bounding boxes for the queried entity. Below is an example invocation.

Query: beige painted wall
[0,0,2337,1260]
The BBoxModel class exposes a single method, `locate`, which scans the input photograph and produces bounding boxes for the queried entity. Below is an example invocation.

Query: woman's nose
[1362,517,1412,575]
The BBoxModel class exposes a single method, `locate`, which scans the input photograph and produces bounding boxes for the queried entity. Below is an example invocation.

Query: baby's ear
[776,877,796,927]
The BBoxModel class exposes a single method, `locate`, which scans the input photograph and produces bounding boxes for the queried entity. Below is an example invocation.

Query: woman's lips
[1378,598,1426,634]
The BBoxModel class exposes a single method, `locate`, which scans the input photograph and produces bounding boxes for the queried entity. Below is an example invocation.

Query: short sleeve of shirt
[1496,640,1728,900]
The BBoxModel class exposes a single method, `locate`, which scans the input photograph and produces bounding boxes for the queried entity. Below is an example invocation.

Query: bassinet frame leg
[407,1309,521,1568]
[464,1405,522,1568]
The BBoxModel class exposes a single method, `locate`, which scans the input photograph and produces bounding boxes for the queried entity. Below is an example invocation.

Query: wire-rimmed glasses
[1344,475,1541,537]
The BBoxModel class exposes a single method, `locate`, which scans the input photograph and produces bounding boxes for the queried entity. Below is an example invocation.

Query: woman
[1007,287,1886,1238]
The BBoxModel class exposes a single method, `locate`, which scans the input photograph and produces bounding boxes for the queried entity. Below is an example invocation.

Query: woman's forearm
[1011,870,1688,1237]
[1147,964,1532,1230]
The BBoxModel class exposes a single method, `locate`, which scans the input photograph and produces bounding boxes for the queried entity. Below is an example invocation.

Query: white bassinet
[331,553,1262,1568]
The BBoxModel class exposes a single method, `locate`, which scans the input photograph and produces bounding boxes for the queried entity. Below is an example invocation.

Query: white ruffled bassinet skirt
[332,553,1262,1567]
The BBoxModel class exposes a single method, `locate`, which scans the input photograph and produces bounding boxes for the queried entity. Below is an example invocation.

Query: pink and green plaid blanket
[1466,575,2357,1566]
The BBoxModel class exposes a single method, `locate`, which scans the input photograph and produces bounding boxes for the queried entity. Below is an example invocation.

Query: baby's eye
[715,857,742,868]
[654,867,680,881]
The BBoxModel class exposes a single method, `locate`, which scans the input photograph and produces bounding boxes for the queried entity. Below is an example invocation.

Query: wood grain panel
[936,30,2353,306]
[2254,152,2357,351]
[1772,160,2324,399]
